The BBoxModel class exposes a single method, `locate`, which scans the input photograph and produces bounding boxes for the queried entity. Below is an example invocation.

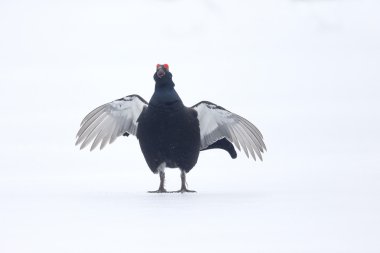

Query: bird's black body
[76,64,266,193]
[137,105,200,173]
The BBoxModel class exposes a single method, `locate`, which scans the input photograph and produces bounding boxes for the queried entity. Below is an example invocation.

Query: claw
[171,188,197,193]
[148,188,168,193]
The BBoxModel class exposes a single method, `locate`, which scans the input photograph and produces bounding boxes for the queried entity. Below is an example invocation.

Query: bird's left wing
[76,95,147,151]
[192,101,266,161]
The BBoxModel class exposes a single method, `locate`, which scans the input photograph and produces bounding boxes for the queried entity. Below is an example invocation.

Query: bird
[75,64,266,193]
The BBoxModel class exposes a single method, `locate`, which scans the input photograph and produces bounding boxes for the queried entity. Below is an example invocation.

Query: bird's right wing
[76,94,147,151]
[192,101,266,161]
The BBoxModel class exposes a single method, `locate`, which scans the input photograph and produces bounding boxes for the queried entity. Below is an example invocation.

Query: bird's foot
[148,188,168,193]
[171,188,197,194]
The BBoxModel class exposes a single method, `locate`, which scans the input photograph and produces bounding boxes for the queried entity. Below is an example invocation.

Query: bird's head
[154,64,173,84]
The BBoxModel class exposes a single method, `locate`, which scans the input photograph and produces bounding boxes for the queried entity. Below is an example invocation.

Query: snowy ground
[0,0,379,252]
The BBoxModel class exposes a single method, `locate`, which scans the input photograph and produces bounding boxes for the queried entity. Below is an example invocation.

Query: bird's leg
[148,171,167,193]
[173,170,196,193]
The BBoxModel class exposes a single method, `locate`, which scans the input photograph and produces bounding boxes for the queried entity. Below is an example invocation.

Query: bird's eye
[163,64,169,70]
[156,64,161,69]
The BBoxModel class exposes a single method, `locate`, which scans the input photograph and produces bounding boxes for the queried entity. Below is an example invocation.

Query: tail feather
[201,138,237,159]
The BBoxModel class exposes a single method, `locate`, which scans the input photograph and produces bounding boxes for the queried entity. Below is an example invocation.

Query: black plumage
[76,64,266,193]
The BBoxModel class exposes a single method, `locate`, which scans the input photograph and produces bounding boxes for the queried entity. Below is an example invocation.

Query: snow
[0,0,379,252]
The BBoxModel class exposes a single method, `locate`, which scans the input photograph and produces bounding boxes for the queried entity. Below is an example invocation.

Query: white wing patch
[76,95,147,151]
[192,101,266,161]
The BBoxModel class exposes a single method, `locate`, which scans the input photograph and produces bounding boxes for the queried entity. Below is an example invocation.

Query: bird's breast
[137,106,200,147]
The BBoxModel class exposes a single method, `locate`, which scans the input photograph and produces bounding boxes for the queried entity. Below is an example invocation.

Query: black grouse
[76,64,266,193]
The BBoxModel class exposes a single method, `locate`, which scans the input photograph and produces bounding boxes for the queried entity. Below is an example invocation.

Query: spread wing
[192,101,266,161]
[76,94,147,151]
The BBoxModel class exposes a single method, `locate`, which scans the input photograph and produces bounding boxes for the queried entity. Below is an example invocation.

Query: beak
[156,66,166,78]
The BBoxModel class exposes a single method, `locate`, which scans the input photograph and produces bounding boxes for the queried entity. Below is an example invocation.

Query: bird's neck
[149,82,183,107]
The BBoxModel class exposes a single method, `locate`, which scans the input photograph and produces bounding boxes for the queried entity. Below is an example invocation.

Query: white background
[0,0,379,252]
